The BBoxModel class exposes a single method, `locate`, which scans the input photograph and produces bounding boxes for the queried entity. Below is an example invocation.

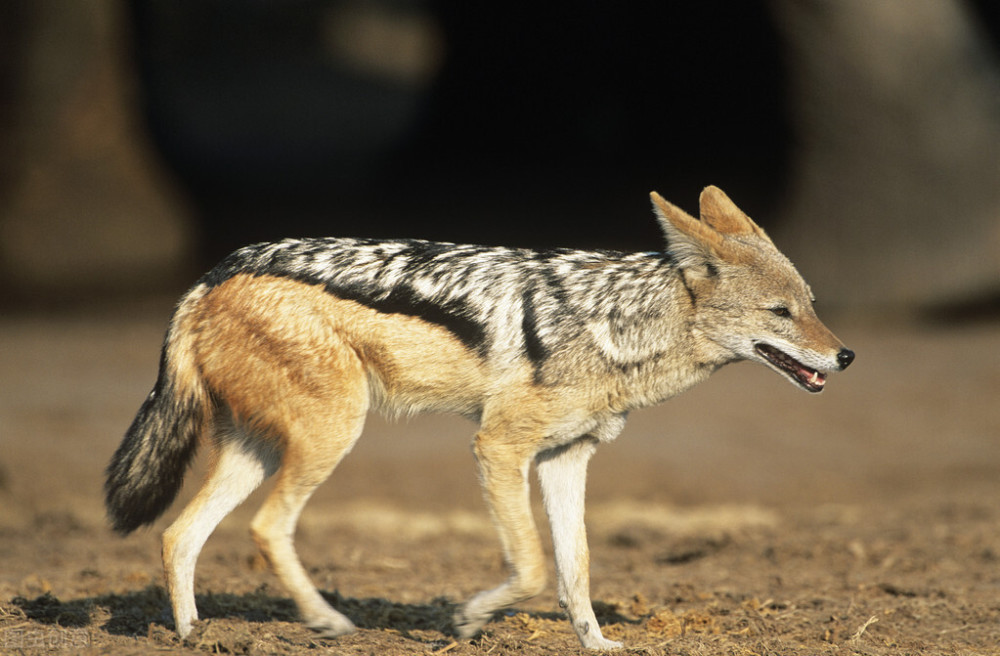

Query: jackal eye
[770,306,791,318]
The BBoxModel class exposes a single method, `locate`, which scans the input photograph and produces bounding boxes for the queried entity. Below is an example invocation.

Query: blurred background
[0,0,997,312]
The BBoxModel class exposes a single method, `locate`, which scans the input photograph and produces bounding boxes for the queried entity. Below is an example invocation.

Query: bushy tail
[104,287,211,535]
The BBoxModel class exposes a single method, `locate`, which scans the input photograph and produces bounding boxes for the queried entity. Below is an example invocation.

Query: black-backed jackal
[105,187,854,649]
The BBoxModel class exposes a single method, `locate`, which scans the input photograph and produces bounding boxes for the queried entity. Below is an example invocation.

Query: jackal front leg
[456,436,546,640]
[536,437,622,650]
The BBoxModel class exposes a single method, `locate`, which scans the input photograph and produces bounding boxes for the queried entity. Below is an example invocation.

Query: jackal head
[651,186,854,393]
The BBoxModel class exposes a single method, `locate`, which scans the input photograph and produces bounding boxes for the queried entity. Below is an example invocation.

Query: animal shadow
[11,586,635,646]
[8,586,544,643]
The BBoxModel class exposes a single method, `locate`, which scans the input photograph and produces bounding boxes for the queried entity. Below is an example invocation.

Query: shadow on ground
[11,586,633,648]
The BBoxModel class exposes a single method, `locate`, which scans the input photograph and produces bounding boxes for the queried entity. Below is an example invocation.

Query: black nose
[837,348,855,370]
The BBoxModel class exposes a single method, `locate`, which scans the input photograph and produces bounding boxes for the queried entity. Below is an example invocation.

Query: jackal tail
[104,286,213,535]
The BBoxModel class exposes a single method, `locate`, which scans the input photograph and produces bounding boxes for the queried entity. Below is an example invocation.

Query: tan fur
[164,284,214,416]
[697,185,768,239]
[193,274,490,423]
[651,190,727,252]
[651,187,773,267]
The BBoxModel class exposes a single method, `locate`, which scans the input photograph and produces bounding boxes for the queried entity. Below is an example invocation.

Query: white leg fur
[162,427,279,638]
[536,438,622,650]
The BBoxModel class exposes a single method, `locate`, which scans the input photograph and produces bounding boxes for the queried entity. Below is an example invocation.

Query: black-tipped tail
[104,372,204,535]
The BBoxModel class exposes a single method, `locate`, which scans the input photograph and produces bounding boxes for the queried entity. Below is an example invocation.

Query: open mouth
[754,343,827,393]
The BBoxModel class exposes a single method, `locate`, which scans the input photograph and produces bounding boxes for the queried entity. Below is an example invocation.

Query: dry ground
[2,304,999,655]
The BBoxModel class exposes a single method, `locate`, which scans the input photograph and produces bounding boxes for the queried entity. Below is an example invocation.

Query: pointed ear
[698,185,768,238]
[650,191,723,277]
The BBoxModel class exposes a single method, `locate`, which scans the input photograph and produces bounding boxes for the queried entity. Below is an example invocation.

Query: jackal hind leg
[536,437,623,650]
[248,385,368,638]
[455,435,546,640]
[163,417,280,638]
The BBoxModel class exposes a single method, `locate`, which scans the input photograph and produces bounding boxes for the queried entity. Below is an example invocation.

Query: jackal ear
[699,185,768,239]
[650,191,723,278]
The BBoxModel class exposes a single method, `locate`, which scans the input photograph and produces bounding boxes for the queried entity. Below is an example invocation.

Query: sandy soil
[2,304,999,655]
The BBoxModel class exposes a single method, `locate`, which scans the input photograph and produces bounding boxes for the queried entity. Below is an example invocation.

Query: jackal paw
[453,603,491,640]
[571,618,623,650]
[305,611,356,638]
[581,635,623,650]
[175,618,195,640]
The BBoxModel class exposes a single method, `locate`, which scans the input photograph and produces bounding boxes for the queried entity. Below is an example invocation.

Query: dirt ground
[2,303,999,655]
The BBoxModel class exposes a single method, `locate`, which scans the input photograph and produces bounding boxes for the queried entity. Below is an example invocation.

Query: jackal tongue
[755,343,826,391]
[798,365,826,389]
